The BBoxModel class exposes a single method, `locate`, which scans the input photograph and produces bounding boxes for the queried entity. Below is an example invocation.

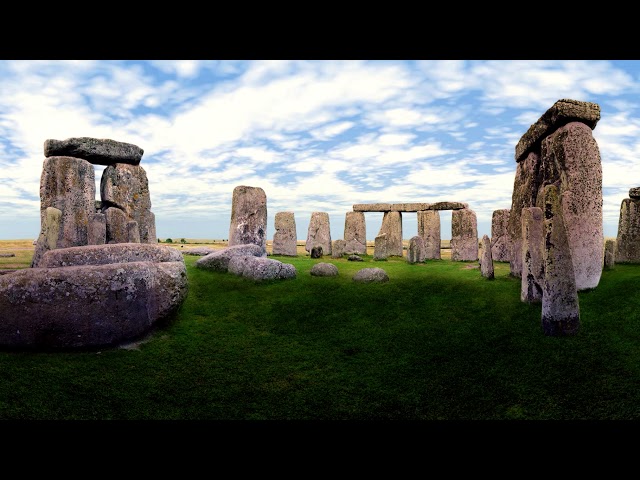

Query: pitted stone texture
[305,212,332,255]
[182,247,216,256]
[615,198,640,263]
[88,213,106,246]
[0,261,188,350]
[44,137,143,166]
[378,211,403,256]
[100,163,155,244]
[390,203,432,212]
[127,221,140,243]
[344,211,367,254]
[508,151,541,278]
[521,207,544,303]
[331,239,346,258]
[490,209,511,262]
[31,206,62,268]
[541,185,580,337]
[310,262,339,277]
[227,255,296,281]
[104,207,128,244]
[428,201,468,210]
[195,244,265,272]
[353,267,389,283]
[604,239,616,269]
[39,243,183,268]
[407,236,426,264]
[629,187,640,199]
[538,122,603,290]
[515,99,600,162]
[417,210,441,259]
[373,233,388,260]
[272,211,297,256]
[353,203,391,212]
[38,156,95,249]
[227,185,267,254]
[450,209,478,261]
[479,235,494,279]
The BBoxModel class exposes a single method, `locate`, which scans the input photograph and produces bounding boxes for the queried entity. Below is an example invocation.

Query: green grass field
[1,239,639,421]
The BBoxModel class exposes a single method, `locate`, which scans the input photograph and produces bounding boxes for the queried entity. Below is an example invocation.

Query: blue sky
[0,60,638,242]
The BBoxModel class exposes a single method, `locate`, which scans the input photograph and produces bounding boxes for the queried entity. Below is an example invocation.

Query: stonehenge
[615,188,640,263]
[344,211,366,255]
[228,185,267,255]
[306,212,332,256]
[407,236,426,264]
[272,211,297,256]
[479,235,494,279]
[490,209,511,262]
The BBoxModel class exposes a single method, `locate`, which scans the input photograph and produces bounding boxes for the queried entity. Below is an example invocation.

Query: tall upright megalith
[450,208,478,261]
[615,188,640,263]
[228,185,267,255]
[377,211,403,257]
[305,212,332,255]
[272,211,297,256]
[509,99,603,292]
[344,211,367,255]
[479,234,494,279]
[417,210,441,259]
[490,209,511,262]
[521,207,544,303]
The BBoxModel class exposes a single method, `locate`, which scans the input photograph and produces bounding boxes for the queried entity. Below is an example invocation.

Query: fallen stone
[195,244,265,272]
[0,253,15,258]
[227,255,296,281]
[310,263,339,277]
[353,267,389,283]
[39,243,183,268]
[181,247,216,256]
[44,137,143,166]
[347,255,364,262]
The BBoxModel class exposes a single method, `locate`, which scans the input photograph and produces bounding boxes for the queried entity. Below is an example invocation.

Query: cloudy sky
[0,60,638,242]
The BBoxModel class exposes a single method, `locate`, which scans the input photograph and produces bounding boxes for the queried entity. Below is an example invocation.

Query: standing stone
[127,221,141,243]
[104,207,128,244]
[344,211,367,255]
[31,206,62,267]
[227,185,267,255]
[378,211,403,257]
[305,212,332,255]
[100,163,156,244]
[490,209,511,262]
[508,151,541,278]
[88,213,106,246]
[541,185,580,337]
[417,210,441,259]
[272,211,297,256]
[521,207,544,303]
[450,208,478,261]
[373,233,388,260]
[537,122,603,291]
[479,234,494,279]
[331,239,346,258]
[615,198,640,263]
[604,239,616,269]
[38,156,95,250]
[407,236,426,264]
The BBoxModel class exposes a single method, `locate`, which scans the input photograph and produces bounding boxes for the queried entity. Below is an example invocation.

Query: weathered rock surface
[390,203,432,212]
[272,211,297,256]
[479,235,494,279]
[521,207,544,303]
[310,246,323,258]
[352,202,467,212]
[195,244,265,272]
[227,185,267,255]
[629,187,640,199]
[310,262,339,277]
[344,211,367,254]
[44,137,144,166]
[490,209,511,262]
[104,207,129,244]
[347,255,363,262]
[373,233,388,260]
[604,239,616,269]
[353,203,392,212]
[306,212,332,255]
[331,239,346,258]
[378,211,403,256]
[515,99,600,162]
[541,185,580,336]
[31,206,62,268]
[615,198,640,263]
[417,210,441,259]
[39,243,183,268]
[353,267,389,283]
[127,221,141,243]
[407,236,426,264]
[428,201,468,210]
[181,247,216,256]
[227,255,296,281]
[0,261,187,350]
[88,213,106,245]
[101,163,155,244]
[450,209,478,261]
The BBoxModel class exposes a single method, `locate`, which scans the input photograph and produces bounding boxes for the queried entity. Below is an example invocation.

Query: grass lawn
[1,239,639,423]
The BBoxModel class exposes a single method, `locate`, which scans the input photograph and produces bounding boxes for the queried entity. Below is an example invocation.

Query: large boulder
[227,256,296,281]
[195,244,265,272]
[353,267,389,283]
[39,243,183,268]
[310,263,339,277]
[0,261,188,350]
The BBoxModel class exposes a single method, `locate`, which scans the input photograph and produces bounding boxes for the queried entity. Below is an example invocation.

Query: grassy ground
[1,239,638,422]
